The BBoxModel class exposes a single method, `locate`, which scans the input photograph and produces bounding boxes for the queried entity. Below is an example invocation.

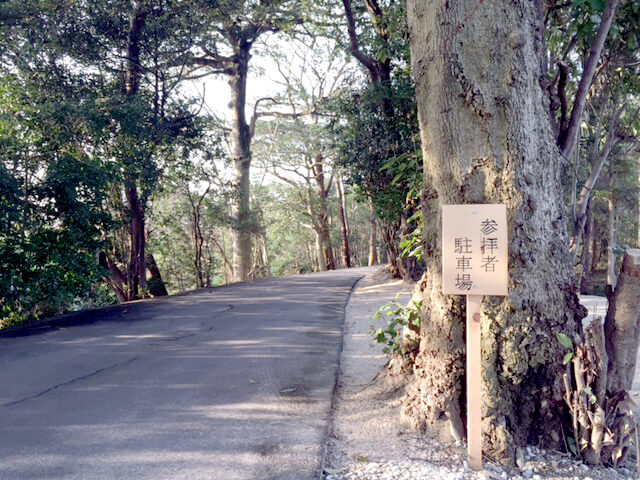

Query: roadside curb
[317,265,412,479]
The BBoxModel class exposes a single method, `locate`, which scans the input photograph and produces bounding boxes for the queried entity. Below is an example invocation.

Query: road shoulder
[322,268,637,480]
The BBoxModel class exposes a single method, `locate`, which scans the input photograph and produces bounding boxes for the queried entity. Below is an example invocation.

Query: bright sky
[184,33,361,186]
[189,35,294,123]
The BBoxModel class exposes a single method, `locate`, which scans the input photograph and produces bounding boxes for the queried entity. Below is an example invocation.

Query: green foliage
[254,183,323,276]
[370,296,422,371]
[0,71,115,327]
[557,332,575,365]
[398,210,423,261]
[330,74,420,222]
[0,0,209,319]
[381,152,423,263]
[556,332,574,349]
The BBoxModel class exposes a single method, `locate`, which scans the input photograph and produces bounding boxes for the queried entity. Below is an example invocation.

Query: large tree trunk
[405,0,583,461]
[229,42,252,283]
[382,222,402,278]
[314,232,328,271]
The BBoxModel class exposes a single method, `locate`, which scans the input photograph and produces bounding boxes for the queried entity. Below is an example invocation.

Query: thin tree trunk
[406,0,582,460]
[336,175,351,268]
[577,199,593,292]
[98,251,128,303]
[579,204,594,293]
[571,131,580,224]
[569,106,623,261]
[558,0,619,159]
[607,192,617,296]
[304,241,315,271]
[125,184,146,299]
[312,154,336,270]
[591,219,601,273]
[100,5,150,303]
[261,232,271,277]
[193,206,204,288]
[368,195,378,266]
[637,166,640,247]
[222,232,229,284]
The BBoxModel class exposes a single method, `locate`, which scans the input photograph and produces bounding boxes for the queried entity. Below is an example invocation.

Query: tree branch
[341,0,380,80]
[558,0,619,159]
[569,103,625,259]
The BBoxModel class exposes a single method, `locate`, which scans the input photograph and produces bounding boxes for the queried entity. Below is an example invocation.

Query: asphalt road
[0,267,372,480]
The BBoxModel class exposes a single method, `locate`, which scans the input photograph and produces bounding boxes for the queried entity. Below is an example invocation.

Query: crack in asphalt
[2,356,140,407]
[3,304,236,406]
[147,304,234,345]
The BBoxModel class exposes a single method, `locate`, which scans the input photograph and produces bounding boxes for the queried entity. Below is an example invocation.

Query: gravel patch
[322,267,638,480]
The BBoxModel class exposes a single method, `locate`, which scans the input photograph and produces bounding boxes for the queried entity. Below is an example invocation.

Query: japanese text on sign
[442,204,508,296]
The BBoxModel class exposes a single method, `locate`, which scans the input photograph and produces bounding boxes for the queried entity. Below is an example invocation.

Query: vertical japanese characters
[455,236,473,290]
[442,205,508,296]
[454,220,499,290]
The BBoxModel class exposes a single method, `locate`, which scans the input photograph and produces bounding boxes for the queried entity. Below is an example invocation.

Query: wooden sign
[442,204,509,472]
[442,204,508,296]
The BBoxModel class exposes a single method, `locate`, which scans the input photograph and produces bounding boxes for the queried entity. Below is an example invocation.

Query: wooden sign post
[442,204,508,472]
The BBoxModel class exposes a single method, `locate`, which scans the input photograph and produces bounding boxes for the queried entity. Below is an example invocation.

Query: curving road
[0,267,373,480]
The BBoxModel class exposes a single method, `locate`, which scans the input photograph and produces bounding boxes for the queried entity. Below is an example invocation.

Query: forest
[1,0,640,468]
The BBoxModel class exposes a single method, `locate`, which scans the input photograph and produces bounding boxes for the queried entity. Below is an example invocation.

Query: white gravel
[322,267,638,480]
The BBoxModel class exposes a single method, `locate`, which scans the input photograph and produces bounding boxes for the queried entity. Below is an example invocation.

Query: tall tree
[333,0,422,277]
[336,174,352,268]
[2,0,205,302]
[405,0,586,460]
[186,1,301,282]
[255,118,337,271]
[0,70,113,325]
[252,34,353,271]
[547,0,640,263]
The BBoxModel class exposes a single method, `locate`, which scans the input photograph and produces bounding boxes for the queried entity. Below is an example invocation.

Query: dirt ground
[323,267,638,480]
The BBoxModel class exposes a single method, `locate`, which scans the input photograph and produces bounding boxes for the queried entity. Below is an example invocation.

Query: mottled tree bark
[229,41,252,283]
[405,0,583,461]
[605,250,640,393]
